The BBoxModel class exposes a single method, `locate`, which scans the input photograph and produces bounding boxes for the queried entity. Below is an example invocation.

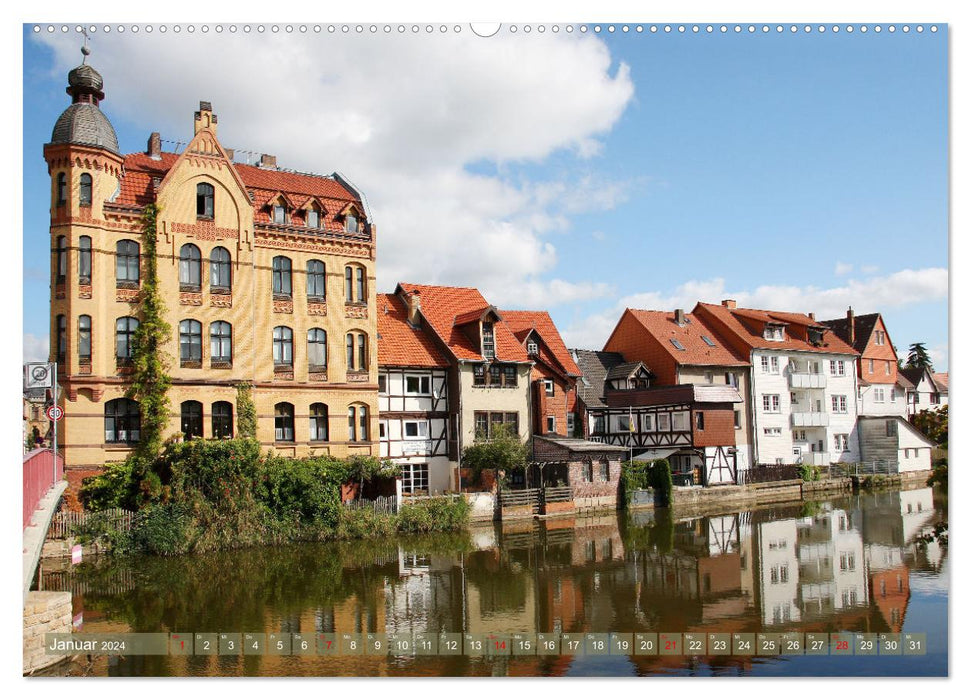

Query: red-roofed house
[694,300,862,466]
[44,61,379,471]
[376,292,451,495]
[393,283,533,485]
[603,307,754,472]
[501,310,581,438]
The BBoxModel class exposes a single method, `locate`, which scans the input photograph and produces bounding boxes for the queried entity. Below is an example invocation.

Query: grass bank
[75,438,469,556]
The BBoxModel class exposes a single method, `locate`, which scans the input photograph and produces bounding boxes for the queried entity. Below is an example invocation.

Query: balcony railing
[791,412,829,427]
[789,372,827,389]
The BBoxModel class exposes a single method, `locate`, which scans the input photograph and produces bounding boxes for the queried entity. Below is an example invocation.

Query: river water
[46,485,947,677]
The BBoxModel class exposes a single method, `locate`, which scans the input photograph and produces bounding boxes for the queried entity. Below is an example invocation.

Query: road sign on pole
[46,405,64,422]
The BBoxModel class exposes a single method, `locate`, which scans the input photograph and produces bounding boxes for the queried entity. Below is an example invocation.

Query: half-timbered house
[377,293,451,494]
[572,350,743,485]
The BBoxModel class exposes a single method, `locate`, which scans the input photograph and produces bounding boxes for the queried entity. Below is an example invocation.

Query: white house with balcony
[693,301,861,467]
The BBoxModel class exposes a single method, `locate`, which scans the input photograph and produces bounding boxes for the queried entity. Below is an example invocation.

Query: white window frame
[405,375,432,395]
[546,416,556,433]
[873,387,886,403]
[401,463,429,495]
[830,360,846,376]
[403,420,430,439]
[544,378,554,396]
[761,356,770,373]
[831,395,848,413]
[762,394,781,413]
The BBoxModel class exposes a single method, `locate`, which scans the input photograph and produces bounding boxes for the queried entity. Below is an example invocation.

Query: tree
[127,204,172,460]
[911,405,948,447]
[906,342,933,371]
[461,424,529,487]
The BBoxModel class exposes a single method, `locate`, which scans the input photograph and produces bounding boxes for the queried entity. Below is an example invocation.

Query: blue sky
[22,23,948,369]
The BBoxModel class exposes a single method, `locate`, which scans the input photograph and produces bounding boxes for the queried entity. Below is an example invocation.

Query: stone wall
[464,492,496,521]
[23,591,72,675]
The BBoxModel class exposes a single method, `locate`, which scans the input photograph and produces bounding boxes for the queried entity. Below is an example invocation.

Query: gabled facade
[500,310,581,439]
[376,293,451,494]
[899,367,949,416]
[571,349,743,485]
[394,284,532,473]
[694,301,861,466]
[822,309,908,418]
[603,307,753,470]
[46,56,378,468]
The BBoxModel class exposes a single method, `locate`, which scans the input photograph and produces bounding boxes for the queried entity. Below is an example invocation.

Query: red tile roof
[500,310,582,377]
[618,309,749,367]
[376,294,449,368]
[932,372,949,393]
[396,283,529,363]
[115,151,361,232]
[694,302,859,356]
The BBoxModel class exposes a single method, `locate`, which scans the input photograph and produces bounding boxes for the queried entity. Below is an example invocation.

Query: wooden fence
[738,464,802,485]
[47,508,135,540]
[543,486,573,503]
[342,495,398,515]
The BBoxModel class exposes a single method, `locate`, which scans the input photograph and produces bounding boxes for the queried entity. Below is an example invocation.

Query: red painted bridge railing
[23,448,63,530]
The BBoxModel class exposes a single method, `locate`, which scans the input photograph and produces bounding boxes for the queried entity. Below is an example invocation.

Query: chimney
[407,291,422,326]
[194,101,217,135]
[259,154,277,170]
[722,299,737,309]
[147,132,161,159]
[674,308,686,326]
[847,307,855,346]
[807,312,815,321]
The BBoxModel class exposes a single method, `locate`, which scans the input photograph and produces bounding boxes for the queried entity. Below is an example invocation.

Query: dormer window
[273,204,287,224]
[764,324,785,341]
[482,321,496,359]
[808,328,824,345]
[196,183,214,219]
[345,212,358,233]
[306,207,320,229]
[527,339,538,355]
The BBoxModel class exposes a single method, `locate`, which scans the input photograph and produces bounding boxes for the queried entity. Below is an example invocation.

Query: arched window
[179,244,202,290]
[56,315,67,361]
[78,315,92,362]
[105,398,140,444]
[274,402,295,442]
[181,400,203,439]
[212,401,233,439]
[116,240,140,285]
[210,321,232,364]
[210,247,232,291]
[345,211,358,233]
[56,173,67,206]
[273,326,293,366]
[79,173,93,207]
[344,264,366,302]
[272,256,292,297]
[346,331,368,371]
[348,404,368,442]
[179,319,203,364]
[55,236,67,282]
[115,317,139,360]
[196,182,214,219]
[310,403,329,441]
[78,236,92,284]
[307,260,326,300]
[308,328,327,370]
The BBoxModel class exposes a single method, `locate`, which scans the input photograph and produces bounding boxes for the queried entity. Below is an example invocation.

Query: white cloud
[861,264,879,275]
[835,261,853,275]
[36,31,634,306]
[23,333,48,363]
[927,344,949,372]
[561,267,948,350]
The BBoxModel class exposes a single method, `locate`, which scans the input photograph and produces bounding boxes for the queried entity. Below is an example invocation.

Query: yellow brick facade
[45,105,378,468]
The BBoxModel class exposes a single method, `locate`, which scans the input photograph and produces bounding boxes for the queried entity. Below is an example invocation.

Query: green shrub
[928,458,947,489]
[798,464,820,482]
[122,503,198,556]
[79,458,140,511]
[461,424,528,485]
[398,497,470,533]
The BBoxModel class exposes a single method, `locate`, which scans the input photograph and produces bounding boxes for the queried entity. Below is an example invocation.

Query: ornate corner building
[44,53,378,468]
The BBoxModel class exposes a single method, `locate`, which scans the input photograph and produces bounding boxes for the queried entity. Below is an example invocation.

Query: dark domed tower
[43,46,125,466]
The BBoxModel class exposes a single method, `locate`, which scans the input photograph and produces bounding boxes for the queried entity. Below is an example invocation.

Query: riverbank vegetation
[76,438,469,556]
[619,458,673,507]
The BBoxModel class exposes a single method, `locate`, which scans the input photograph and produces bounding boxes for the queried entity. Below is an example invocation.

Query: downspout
[750,350,760,465]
